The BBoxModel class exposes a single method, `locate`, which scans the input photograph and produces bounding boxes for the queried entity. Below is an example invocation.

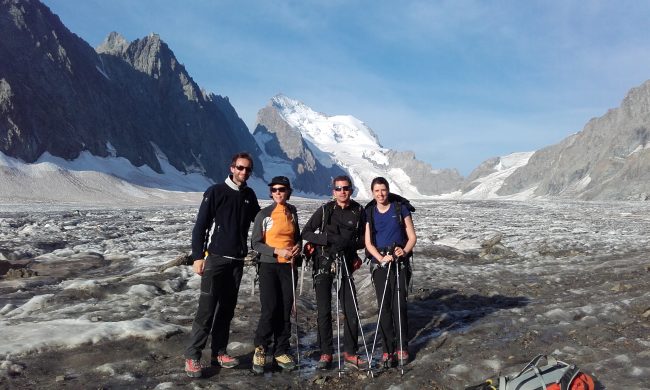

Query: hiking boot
[394,350,409,365]
[317,354,332,370]
[342,352,367,370]
[184,358,203,378]
[252,346,265,374]
[211,353,240,368]
[274,354,296,371]
[381,352,396,368]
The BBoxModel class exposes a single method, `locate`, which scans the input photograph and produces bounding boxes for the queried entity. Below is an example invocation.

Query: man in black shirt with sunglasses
[184,152,261,378]
[302,175,368,371]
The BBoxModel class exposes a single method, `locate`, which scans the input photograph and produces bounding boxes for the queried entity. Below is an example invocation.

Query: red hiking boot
[381,352,396,367]
[342,352,368,370]
[394,350,409,365]
[184,358,203,378]
[317,353,332,370]
[211,353,240,368]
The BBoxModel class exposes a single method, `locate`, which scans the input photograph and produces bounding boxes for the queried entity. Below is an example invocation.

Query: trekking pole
[395,256,405,376]
[341,253,373,377]
[250,272,255,297]
[290,262,301,375]
[299,256,305,296]
[335,254,343,377]
[369,261,391,372]
[409,253,414,295]
[250,264,257,297]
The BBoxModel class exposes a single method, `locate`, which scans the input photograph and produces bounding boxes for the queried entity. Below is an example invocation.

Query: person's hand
[394,246,406,258]
[380,254,393,265]
[193,259,205,275]
[288,244,302,265]
[289,244,301,258]
[276,248,292,259]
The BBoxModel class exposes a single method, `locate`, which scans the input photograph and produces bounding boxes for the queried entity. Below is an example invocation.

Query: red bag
[546,372,595,390]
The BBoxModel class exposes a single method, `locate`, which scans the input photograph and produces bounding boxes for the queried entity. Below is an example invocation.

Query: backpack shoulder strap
[395,201,404,228]
[321,201,336,231]
[352,202,363,239]
[367,202,377,246]
[498,375,506,390]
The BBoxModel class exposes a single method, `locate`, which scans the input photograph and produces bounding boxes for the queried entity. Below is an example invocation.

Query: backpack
[465,355,596,390]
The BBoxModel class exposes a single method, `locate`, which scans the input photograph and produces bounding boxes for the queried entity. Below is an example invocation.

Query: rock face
[497,80,650,200]
[0,0,262,181]
[386,150,463,195]
[253,102,347,195]
[253,94,463,198]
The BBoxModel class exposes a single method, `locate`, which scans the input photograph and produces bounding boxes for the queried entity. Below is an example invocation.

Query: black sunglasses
[234,165,252,173]
[270,187,288,193]
[334,185,352,192]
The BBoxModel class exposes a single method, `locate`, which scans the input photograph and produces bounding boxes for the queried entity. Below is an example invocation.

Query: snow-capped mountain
[253,94,463,199]
[5,0,650,204]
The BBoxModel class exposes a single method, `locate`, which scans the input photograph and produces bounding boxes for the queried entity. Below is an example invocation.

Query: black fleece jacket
[191,177,260,260]
[302,200,365,260]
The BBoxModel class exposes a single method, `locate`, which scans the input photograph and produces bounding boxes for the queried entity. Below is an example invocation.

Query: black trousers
[314,261,360,355]
[254,262,295,355]
[372,261,409,354]
[185,256,244,360]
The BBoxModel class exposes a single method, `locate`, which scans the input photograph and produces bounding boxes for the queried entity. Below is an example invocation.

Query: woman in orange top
[250,176,301,374]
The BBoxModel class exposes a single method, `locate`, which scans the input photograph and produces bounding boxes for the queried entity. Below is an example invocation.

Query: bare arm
[394,215,417,258]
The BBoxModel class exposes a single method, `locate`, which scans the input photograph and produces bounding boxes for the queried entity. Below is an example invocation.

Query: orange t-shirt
[264,204,296,263]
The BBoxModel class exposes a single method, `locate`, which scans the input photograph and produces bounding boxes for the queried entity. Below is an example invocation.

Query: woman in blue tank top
[364,177,417,368]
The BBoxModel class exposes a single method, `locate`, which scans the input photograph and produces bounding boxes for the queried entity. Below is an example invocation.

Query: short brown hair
[230,152,254,170]
[371,176,390,191]
[332,175,352,187]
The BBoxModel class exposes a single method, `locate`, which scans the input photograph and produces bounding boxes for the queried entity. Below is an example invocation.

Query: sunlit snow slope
[269,95,427,199]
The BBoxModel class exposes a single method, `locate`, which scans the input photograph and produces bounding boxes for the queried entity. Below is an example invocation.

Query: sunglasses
[270,187,288,193]
[334,185,352,192]
[234,165,252,173]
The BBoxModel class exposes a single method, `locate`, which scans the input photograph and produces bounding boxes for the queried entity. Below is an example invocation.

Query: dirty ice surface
[0,199,649,389]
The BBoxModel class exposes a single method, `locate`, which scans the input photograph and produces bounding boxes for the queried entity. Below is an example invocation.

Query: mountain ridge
[492,79,650,200]
[254,94,464,199]
[0,0,263,183]
[4,0,650,202]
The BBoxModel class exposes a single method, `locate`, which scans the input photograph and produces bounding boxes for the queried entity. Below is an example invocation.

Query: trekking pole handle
[379,249,393,268]
[390,242,403,264]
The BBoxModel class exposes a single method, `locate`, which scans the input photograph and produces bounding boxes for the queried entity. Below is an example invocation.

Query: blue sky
[44,0,650,176]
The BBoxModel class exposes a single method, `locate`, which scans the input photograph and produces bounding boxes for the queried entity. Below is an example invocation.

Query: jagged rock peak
[122,33,177,78]
[620,79,650,121]
[96,31,130,55]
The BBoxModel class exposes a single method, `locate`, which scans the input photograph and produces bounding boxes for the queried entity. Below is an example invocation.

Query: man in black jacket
[302,175,367,371]
[184,152,261,378]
